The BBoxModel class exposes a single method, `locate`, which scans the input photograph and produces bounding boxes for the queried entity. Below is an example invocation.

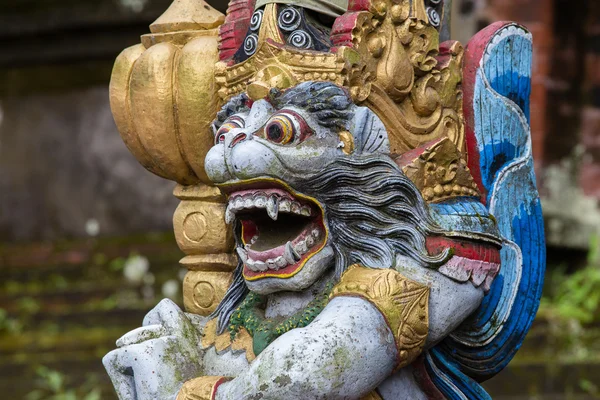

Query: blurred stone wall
[0,88,178,240]
[0,0,229,242]
[0,0,598,246]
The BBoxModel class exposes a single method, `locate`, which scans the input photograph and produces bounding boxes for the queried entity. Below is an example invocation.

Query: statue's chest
[200,288,329,376]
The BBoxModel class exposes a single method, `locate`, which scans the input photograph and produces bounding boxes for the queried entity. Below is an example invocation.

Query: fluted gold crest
[109,0,233,316]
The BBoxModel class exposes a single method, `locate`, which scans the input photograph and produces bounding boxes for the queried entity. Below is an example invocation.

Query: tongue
[246,226,313,262]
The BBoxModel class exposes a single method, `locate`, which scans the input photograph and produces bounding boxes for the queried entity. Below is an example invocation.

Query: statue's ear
[350,107,390,155]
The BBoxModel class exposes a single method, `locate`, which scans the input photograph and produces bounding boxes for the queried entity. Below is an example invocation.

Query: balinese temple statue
[103,0,546,398]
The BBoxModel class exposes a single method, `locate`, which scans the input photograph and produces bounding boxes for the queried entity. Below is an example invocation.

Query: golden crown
[110,0,462,185]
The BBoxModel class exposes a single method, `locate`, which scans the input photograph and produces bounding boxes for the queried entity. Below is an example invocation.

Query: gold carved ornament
[397,136,481,203]
[216,0,465,156]
[177,376,230,400]
[331,264,430,370]
[201,318,256,363]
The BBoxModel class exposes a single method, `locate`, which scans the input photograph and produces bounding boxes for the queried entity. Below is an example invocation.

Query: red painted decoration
[462,21,513,204]
[219,0,257,61]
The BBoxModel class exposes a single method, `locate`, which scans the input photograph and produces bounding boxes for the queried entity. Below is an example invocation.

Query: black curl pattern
[427,7,440,27]
[278,6,301,32]
[250,9,263,32]
[244,34,258,55]
[288,30,312,49]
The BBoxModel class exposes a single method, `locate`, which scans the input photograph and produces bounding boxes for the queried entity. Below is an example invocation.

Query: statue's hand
[103,299,204,400]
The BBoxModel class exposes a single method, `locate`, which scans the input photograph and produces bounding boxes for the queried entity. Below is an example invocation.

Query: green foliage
[534,236,600,364]
[0,307,23,334]
[580,379,600,398]
[25,366,102,400]
[539,236,600,325]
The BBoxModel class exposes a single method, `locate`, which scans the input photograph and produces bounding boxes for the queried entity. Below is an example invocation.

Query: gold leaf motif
[398,137,480,203]
[201,318,256,363]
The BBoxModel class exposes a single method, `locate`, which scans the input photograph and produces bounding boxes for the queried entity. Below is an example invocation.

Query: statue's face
[205,89,348,294]
[205,82,394,294]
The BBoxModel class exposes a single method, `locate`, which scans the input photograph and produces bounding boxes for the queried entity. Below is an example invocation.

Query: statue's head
[206,0,464,327]
[206,81,450,300]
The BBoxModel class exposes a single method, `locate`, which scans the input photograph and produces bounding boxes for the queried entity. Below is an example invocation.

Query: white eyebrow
[244,100,276,133]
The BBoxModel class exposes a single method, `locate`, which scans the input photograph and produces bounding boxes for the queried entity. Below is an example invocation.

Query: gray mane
[302,155,450,278]
[212,154,450,333]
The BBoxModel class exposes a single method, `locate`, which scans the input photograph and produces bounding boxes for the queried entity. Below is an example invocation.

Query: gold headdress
[108,0,465,315]
[215,0,463,156]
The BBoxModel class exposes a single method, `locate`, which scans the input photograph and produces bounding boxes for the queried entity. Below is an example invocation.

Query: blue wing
[425,23,546,398]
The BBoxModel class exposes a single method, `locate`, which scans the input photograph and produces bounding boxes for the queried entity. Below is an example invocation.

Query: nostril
[230,133,247,148]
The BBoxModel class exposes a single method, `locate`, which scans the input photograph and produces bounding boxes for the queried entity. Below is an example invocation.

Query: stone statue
[103,0,546,398]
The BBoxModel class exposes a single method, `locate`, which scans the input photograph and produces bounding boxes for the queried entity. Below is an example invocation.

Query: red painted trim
[426,236,501,264]
[412,356,446,400]
[218,0,257,61]
[393,138,445,169]
[462,21,513,204]
[330,12,363,51]
[211,377,232,400]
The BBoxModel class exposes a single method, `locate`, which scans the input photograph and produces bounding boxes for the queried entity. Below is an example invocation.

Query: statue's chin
[245,246,335,295]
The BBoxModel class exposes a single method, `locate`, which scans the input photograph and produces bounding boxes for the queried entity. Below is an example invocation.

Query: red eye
[261,110,312,145]
[264,115,295,144]
[215,117,244,145]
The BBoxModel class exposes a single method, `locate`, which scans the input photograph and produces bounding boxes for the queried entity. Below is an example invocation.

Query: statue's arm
[215,296,397,400]
[103,299,207,400]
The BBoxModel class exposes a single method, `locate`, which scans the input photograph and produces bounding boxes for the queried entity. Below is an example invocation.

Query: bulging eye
[215,117,244,144]
[264,115,295,144]
[262,110,311,145]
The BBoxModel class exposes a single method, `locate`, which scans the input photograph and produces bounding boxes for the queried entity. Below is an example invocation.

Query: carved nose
[229,132,248,148]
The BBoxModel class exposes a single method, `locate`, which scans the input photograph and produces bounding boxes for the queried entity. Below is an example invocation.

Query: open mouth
[223,183,326,280]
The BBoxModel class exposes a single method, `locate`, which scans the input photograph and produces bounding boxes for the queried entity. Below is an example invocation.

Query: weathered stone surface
[0,87,178,241]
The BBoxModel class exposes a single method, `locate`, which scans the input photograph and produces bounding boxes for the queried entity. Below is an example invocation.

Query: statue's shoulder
[331,264,429,369]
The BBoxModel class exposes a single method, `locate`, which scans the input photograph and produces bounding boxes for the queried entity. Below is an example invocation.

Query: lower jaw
[242,240,326,281]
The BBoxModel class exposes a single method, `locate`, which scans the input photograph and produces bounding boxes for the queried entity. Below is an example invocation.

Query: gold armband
[177,376,230,400]
[331,264,430,370]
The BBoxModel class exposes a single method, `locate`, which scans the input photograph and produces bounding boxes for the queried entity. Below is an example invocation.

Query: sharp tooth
[254,195,267,208]
[284,241,301,263]
[312,228,321,239]
[246,258,257,271]
[225,205,235,224]
[251,235,258,244]
[306,236,314,247]
[245,243,252,250]
[266,195,279,221]
[275,256,288,268]
[279,199,291,213]
[236,247,248,262]
[300,206,311,217]
[291,202,301,215]
[254,260,267,271]
[266,259,277,270]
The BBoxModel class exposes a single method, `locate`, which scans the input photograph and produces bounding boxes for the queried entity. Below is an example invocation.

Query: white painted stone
[103,299,205,400]
[214,296,397,400]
